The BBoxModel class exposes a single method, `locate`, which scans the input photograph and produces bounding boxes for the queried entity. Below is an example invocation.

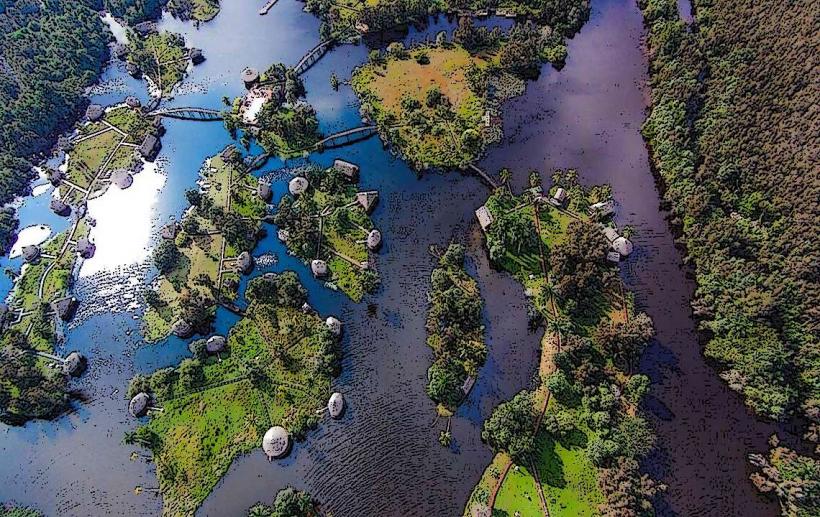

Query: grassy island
[425,243,485,418]
[224,64,321,158]
[464,171,663,516]
[62,106,157,205]
[128,272,341,516]
[128,31,193,96]
[142,147,269,342]
[168,0,221,22]
[273,164,380,302]
[351,20,566,170]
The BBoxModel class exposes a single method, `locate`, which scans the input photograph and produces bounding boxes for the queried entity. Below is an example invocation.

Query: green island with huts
[127,272,344,516]
[462,170,662,516]
[142,146,270,342]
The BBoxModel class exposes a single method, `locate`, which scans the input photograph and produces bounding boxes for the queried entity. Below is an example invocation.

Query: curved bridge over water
[150,107,224,121]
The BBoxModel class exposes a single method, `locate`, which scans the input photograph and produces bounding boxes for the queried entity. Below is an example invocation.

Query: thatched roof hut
[86,104,104,122]
[257,182,272,202]
[602,227,619,243]
[110,169,134,189]
[206,335,226,354]
[126,62,141,78]
[48,168,63,186]
[356,191,379,214]
[133,21,157,37]
[22,245,41,264]
[325,316,342,336]
[366,229,382,251]
[475,205,493,231]
[589,200,615,218]
[76,237,95,259]
[129,392,150,418]
[311,259,328,278]
[333,159,359,181]
[51,296,78,321]
[550,187,568,206]
[241,67,260,89]
[138,134,161,161]
[171,319,193,338]
[612,236,634,257]
[301,302,314,314]
[262,426,290,460]
[50,198,70,216]
[606,251,621,263]
[327,392,345,419]
[63,351,86,377]
[125,96,141,109]
[161,222,179,240]
[190,48,204,65]
[236,251,253,274]
[288,176,309,196]
[277,229,289,242]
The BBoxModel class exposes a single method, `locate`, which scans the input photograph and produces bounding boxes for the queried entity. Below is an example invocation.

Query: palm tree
[540,279,560,319]
[439,418,452,447]
[499,168,512,192]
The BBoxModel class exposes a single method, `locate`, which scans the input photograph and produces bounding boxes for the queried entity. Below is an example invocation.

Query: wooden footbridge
[467,163,499,189]
[312,125,378,151]
[293,40,333,76]
[149,107,224,121]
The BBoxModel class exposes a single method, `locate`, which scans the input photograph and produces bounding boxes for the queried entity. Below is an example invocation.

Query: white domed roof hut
[22,245,41,264]
[63,351,86,377]
[257,182,272,202]
[327,392,345,419]
[236,251,253,274]
[110,169,133,189]
[50,198,70,216]
[311,259,328,278]
[129,392,150,418]
[86,104,104,122]
[612,236,634,257]
[366,229,382,251]
[262,426,291,460]
[76,237,95,259]
[277,229,289,242]
[206,335,226,354]
[288,176,309,196]
[325,316,342,336]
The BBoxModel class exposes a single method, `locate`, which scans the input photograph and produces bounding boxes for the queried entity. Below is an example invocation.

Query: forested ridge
[640,0,819,432]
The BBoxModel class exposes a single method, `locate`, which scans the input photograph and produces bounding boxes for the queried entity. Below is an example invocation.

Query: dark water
[479,0,777,515]
[0,0,778,516]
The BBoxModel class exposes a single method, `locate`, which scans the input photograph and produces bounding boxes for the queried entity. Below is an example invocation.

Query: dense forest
[640,0,819,432]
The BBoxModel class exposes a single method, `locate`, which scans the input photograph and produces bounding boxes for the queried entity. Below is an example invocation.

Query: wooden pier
[259,0,278,15]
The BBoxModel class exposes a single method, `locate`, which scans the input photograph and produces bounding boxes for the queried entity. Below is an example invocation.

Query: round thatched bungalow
[171,319,194,338]
[257,182,272,202]
[325,316,342,336]
[262,426,291,460]
[612,236,634,257]
[63,351,86,377]
[50,198,70,216]
[241,67,260,89]
[367,229,382,251]
[76,237,95,259]
[288,177,309,196]
[125,96,141,109]
[311,259,328,278]
[48,168,63,186]
[160,222,179,240]
[206,335,226,354]
[86,104,104,122]
[22,245,41,264]
[190,48,205,65]
[129,392,150,418]
[327,392,345,419]
[110,169,134,190]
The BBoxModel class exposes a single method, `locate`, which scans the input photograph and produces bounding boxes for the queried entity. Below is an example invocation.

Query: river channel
[0,0,778,515]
